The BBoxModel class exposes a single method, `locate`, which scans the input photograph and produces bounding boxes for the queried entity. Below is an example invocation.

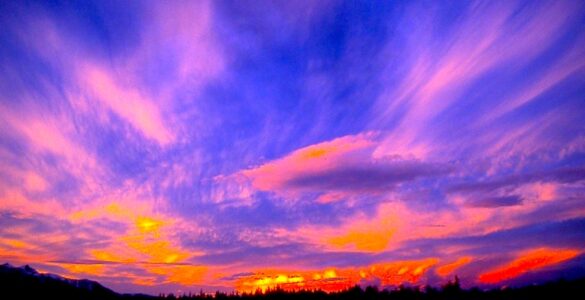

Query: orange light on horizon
[235,258,438,293]
[369,258,439,286]
[479,248,580,284]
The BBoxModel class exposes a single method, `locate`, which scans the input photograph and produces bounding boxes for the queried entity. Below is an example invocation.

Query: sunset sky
[1,0,585,295]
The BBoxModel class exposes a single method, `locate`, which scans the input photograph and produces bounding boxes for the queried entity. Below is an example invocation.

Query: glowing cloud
[234,258,438,293]
[479,248,580,284]
[328,216,398,252]
[436,257,473,277]
[241,133,450,198]
[242,133,375,193]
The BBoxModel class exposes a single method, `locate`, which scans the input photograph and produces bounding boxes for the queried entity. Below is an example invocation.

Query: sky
[1,0,585,295]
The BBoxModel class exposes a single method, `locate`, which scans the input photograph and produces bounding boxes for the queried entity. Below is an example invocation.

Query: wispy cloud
[79,65,174,145]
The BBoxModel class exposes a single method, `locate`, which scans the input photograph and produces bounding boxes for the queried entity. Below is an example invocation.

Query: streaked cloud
[79,65,174,145]
[479,248,580,284]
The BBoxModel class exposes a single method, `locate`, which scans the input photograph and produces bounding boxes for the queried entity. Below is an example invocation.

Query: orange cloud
[235,258,438,293]
[146,265,208,286]
[436,257,472,277]
[0,238,41,262]
[236,269,357,294]
[90,249,136,264]
[369,259,439,286]
[68,198,196,276]
[90,214,189,265]
[69,201,155,223]
[479,248,580,284]
[136,217,164,236]
[0,239,30,249]
[68,199,190,264]
[56,263,106,277]
[328,218,398,252]
[299,201,469,253]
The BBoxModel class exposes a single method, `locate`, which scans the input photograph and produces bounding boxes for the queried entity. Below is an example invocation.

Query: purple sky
[1,0,584,294]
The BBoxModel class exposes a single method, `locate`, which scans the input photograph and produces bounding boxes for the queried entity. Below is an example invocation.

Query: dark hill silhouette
[1,263,584,299]
[0,263,125,299]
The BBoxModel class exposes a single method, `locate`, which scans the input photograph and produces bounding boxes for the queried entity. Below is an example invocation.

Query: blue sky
[1,0,584,294]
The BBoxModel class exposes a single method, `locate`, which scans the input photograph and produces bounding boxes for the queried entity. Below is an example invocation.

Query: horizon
[2,262,584,296]
[1,0,584,296]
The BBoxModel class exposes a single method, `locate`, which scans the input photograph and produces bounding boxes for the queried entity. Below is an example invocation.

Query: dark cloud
[465,195,523,208]
[286,161,452,193]
[448,167,585,194]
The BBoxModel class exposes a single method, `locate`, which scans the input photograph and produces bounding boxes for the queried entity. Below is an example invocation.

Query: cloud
[481,34,585,123]
[464,195,523,208]
[436,257,473,277]
[401,218,585,259]
[289,201,456,253]
[240,133,451,198]
[479,248,580,284]
[233,258,439,293]
[0,210,125,264]
[447,167,585,199]
[285,161,449,192]
[80,65,174,145]
[372,0,584,159]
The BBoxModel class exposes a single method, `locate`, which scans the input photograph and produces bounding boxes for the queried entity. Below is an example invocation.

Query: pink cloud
[80,65,174,145]
[0,102,105,200]
[242,133,375,192]
[239,133,449,200]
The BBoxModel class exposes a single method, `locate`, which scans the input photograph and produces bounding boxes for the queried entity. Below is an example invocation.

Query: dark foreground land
[1,263,584,300]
